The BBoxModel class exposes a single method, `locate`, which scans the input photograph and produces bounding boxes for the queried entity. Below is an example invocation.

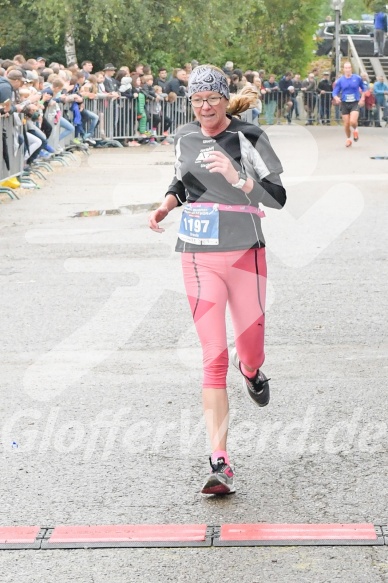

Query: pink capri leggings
[181,248,267,389]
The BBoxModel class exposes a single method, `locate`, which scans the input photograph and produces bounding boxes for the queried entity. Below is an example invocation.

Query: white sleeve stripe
[238,131,270,180]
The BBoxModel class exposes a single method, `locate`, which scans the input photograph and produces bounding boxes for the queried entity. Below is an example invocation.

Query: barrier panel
[66,92,379,141]
[82,96,196,140]
[260,91,370,125]
[45,104,75,151]
[0,113,24,183]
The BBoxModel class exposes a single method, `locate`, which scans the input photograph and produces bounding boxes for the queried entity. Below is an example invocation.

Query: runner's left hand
[205,151,239,185]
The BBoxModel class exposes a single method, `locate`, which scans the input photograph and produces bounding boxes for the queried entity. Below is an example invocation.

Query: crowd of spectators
[223,62,388,128]
[1,54,388,175]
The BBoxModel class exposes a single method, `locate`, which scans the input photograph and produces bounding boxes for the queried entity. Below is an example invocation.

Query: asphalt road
[1,125,388,582]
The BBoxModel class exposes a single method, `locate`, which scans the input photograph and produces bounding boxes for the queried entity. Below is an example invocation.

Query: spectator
[36,57,46,70]
[301,72,317,125]
[134,63,144,76]
[41,68,54,81]
[13,54,26,65]
[291,73,302,119]
[68,62,79,73]
[115,69,128,86]
[263,74,279,125]
[165,68,187,97]
[49,62,61,74]
[332,74,341,124]
[132,73,148,139]
[26,58,39,70]
[82,60,93,79]
[358,72,370,125]
[184,62,192,76]
[373,75,388,122]
[119,66,130,75]
[141,74,157,102]
[155,68,168,92]
[103,63,119,93]
[277,71,293,124]
[317,71,332,124]
[374,9,387,57]
[0,70,15,108]
[80,74,98,98]
[1,59,15,70]
[119,75,133,98]
[5,70,44,165]
[51,78,76,144]
[118,74,140,147]
[364,85,380,127]
[239,84,261,124]
[223,61,234,77]
[96,71,108,95]
[165,69,187,126]
[149,84,172,142]
[75,71,99,141]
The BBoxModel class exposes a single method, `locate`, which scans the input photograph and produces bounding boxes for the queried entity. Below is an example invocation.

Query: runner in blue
[332,62,366,147]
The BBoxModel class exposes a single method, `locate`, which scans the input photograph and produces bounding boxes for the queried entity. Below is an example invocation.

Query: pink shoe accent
[212,450,230,465]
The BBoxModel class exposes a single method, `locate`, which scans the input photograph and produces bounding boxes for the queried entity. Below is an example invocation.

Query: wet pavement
[1,126,388,581]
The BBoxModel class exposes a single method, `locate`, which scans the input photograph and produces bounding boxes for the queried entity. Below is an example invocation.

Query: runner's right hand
[148,207,169,232]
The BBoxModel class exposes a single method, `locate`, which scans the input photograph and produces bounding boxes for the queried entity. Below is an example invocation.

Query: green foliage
[0,0,351,76]
[318,0,369,21]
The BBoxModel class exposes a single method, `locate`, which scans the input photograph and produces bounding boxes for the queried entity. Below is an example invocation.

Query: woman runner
[149,65,286,495]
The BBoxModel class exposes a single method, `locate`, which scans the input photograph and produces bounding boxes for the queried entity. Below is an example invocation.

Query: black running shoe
[201,457,235,495]
[230,348,270,407]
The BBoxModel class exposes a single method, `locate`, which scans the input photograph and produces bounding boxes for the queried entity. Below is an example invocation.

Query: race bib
[345,94,356,102]
[178,204,219,245]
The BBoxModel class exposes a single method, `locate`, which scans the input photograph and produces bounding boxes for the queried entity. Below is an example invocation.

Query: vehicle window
[341,23,361,34]
[325,25,335,35]
[358,24,370,34]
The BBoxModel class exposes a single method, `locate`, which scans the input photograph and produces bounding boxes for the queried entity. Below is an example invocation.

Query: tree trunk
[64,29,77,65]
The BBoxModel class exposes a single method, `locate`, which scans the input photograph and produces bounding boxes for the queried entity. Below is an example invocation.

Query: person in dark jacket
[103,64,119,93]
[0,75,13,103]
[301,73,317,125]
[165,69,188,125]
[165,69,187,97]
[277,71,293,123]
[317,71,332,124]
[155,68,168,92]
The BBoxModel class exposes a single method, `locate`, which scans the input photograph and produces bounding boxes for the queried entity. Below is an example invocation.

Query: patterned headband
[188,66,230,100]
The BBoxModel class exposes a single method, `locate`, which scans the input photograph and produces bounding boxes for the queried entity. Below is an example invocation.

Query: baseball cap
[26,70,39,81]
[323,71,330,75]
[103,63,116,71]
[36,57,46,62]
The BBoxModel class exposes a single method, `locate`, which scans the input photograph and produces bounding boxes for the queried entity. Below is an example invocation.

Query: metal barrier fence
[45,103,75,151]
[81,96,195,140]
[51,93,385,144]
[262,91,383,126]
[0,114,24,183]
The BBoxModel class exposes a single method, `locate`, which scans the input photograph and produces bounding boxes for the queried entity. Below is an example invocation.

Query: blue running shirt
[332,74,365,103]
